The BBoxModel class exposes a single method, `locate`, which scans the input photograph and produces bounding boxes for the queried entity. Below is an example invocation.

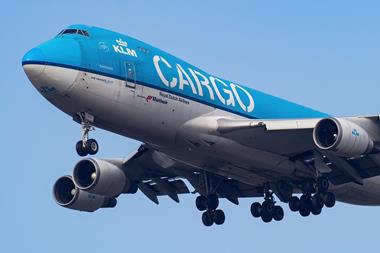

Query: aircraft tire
[86,139,99,155]
[250,202,262,218]
[76,141,87,157]
[262,200,274,216]
[289,196,300,212]
[261,212,273,223]
[273,206,284,221]
[202,211,214,227]
[311,194,324,209]
[317,177,330,193]
[322,192,336,208]
[196,196,207,211]
[207,194,219,210]
[300,195,311,208]
[299,207,310,217]
[213,209,225,225]
[311,207,322,215]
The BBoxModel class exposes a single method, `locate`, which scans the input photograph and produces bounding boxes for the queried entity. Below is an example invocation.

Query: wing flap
[124,145,266,203]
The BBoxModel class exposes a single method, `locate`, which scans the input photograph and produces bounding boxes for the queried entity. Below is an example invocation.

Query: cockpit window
[78,30,90,37]
[61,29,77,35]
[57,29,90,37]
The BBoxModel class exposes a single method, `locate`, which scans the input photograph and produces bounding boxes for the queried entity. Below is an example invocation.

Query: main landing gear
[195,173,225,227]
[288,176,335,217]
[74,112,99,157]
[250,183,284,223]
[196,194,225,226]
[195,176,335,226]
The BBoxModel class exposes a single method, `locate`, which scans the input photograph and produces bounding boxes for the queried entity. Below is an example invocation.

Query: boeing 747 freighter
[22,24,380,226]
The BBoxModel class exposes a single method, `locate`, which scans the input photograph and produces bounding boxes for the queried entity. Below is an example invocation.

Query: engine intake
[313,117,374,157]
[72,158,132,197]
[53,176,116,212]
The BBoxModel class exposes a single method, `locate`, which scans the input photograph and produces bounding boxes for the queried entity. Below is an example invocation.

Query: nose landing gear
[76,139,98,156]
[74,112,99,157]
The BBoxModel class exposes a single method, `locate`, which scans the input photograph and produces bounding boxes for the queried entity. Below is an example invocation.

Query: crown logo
[116,38,128,47]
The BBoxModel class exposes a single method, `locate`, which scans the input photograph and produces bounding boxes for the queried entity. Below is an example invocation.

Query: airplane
[22,24,380,226]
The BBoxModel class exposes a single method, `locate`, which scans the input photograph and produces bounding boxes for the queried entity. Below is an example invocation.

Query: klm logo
[112,38,138,58]
[352,129,360,137]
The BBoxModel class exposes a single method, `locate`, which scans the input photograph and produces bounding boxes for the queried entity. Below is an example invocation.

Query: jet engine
[72,158,132,197]
[313,117,374,157]
[53,176,116,212]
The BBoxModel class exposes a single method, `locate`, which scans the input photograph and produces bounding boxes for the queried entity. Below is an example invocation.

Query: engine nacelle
[53,176,116,212]
[72,158,131,197]
[313,117,374,157]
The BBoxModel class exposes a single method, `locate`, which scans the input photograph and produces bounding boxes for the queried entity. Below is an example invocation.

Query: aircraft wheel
[213,209,225,225]
[317,176,330,193]
[311,207,322,215]
[86,139,99,155]
[299,207,310,217]
[207,194,219,210]
[196,195,207,211]
[300,195,311,209]
[250,202,262,218]
[261,212,273,223]
[289,196,300,212]
[322,192,336,208]
[311,194,324,209]
[273,206,284,221]
[202,211,214,227]
[76,140,87,157]
[262,200,274,216]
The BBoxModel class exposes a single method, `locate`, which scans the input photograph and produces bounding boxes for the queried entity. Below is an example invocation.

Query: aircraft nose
[22,39,81,96]
[22,48,46,79]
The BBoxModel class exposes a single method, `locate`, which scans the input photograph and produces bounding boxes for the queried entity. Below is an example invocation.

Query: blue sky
[2,1,380,252]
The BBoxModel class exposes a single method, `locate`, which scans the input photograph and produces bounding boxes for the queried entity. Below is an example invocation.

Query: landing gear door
[125,62,136,88]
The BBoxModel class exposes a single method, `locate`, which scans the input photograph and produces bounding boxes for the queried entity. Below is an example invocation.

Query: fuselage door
[125,62,136,88]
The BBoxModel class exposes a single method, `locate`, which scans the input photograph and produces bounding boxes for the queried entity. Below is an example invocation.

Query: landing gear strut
[250,183,284,223]
[288,176,335,217]
[196,173,225,227]
[74,112,99,157]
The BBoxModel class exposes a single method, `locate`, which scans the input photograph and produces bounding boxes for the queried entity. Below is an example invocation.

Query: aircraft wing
[217,117,319,156]
[178,115,380,186]
[216,116,380,156]
[122,145,263,205]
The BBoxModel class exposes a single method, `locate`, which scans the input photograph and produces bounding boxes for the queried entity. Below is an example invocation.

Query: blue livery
[22,24,328,119]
